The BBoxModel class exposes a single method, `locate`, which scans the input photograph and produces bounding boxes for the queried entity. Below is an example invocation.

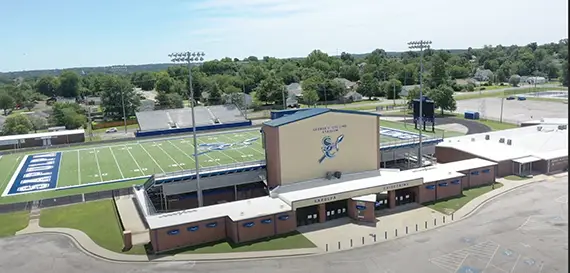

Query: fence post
[384,231,387,239]
[338,241,341,250]
[374,234,377,242]
[350,239,353,247]
[416,224,418,231]
[326,244,328,252]
[434,218,437,226]
[452,213,454,221]
[443,216,446,223]
[395,229,398,237]
[406,226,408,234]
[362,237,365,244]
[425,221,428,229]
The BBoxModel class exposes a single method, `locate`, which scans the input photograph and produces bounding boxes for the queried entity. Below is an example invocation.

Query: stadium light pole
[408,40,432,168]
[169,51,206,207]
[109,65,129,134]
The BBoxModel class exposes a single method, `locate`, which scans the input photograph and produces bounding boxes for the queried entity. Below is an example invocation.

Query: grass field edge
[1,154,29,197]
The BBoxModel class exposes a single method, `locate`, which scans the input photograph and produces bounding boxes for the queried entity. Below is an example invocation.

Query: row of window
[425,179,461,190]
[471,169,491,175]
[166,214,291,235]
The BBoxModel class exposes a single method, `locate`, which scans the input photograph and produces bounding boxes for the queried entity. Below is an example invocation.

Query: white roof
[512,156,542,164]
[435,158,496,172]
[522,118,568,126]
[352,194,377,202]
[408,167,465,183]
[144,196,291,229]
[0,129,85,142]
[534,149,568,160]
[438,125,568,162]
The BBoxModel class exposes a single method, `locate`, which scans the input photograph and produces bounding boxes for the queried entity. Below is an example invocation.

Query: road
[0,176,567,273]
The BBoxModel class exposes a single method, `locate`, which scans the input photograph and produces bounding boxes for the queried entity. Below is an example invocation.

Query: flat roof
[352,194,377,202]
[144,196,291,229]
[437,125,568,162]
[408,167,465,183]
[513,156,542,164]
[263,108,380,128]
[435,158,497,172]
[0,129,85,143]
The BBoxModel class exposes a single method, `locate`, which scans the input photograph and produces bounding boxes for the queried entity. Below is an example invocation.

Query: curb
[459,180,544,219]
[18,230,317,263]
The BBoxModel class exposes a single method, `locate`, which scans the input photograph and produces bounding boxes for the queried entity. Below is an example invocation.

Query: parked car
[105,127,118,133]
[506,96,515,100]
[517,96,527,101]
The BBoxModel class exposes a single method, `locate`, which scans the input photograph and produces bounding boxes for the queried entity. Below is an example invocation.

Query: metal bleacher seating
[135,105,247,132]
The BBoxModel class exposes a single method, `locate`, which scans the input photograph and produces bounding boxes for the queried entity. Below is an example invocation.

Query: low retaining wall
[135,121,252,138]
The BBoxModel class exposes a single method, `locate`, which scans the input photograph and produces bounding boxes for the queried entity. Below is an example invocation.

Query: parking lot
[456,97,568,123]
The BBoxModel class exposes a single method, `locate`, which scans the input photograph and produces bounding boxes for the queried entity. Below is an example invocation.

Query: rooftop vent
[507,139,512,145]
[485,135,490,140]
[325,172,333,180]
[537,126,543,131]
[240,212,244,216]
[499,138,505,143]
[471,138,475,142]
[558,125,568,130]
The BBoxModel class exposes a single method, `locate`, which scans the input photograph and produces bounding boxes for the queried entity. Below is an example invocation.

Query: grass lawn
[475,85,507,91]
[0,211,29,237]
[427,182,503,215]
[503,175,530,181]
[39,199,147,255]
[160,231,316,255]
[466,118,518,131]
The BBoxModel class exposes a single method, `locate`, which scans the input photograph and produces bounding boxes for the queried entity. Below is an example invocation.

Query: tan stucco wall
[278,112,379,185]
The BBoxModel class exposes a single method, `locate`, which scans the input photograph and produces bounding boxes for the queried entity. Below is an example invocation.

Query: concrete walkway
[14,173,559,262]
[114,195,149,245]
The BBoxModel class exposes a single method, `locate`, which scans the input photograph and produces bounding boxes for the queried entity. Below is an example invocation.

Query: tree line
[0,38,567,135]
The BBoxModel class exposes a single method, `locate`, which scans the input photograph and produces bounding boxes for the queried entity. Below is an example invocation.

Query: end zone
[2,152,62,197]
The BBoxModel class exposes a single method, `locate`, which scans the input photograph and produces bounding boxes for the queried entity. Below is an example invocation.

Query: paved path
[2,174,566,273]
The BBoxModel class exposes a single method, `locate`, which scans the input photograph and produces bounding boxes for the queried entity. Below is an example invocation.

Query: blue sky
[1,0,568,72]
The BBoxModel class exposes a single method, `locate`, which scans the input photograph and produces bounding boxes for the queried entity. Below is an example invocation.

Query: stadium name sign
[2,152,62,196]
[313,124,347,134]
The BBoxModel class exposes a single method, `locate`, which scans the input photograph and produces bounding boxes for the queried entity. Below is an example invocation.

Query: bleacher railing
[153,160,267,180]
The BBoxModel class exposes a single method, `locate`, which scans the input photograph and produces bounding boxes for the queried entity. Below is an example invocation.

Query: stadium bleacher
[135,105,247,132]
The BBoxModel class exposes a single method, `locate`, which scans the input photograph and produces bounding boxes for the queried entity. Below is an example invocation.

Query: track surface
[395,116,491,134]
[0,177,566,273]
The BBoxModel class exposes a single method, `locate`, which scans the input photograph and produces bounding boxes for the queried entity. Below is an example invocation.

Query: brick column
[318,203,326,223]
[388,190,396,209]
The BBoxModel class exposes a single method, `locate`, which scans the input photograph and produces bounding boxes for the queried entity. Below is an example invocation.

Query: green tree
[155,92,184,109]
[509,75,521,87]
[382,79,403,99]
[356,73,380,99]
[35,76,59,96]
[0,92,15,115]
[301,88,319,107]
[154,72,174,93]
[339,65,360,82]
[255,75,285,105]
[428,85,457,115]
[2,114,33,135]
[57,70,81,97]
[29,115,48,133]
[428,54,448,88]
[100,76,141,120]
[561,61,569,87]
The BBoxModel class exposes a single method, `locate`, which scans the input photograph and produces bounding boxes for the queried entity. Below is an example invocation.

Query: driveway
[0,177,566,273]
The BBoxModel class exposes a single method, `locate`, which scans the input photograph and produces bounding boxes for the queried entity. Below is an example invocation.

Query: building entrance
[325,200,348,221]
[375,193,389,210]
[296,205,319,226]
[395,188,416,206]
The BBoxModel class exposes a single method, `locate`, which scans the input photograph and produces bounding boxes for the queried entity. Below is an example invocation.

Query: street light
[169,51,206,207]
[408,40,432,168]
[109,65,129,134]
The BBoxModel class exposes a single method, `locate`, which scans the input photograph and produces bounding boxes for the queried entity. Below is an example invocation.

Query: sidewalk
[14,174,555,262]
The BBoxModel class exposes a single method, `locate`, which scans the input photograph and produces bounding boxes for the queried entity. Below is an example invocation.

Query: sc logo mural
[318,134,344,163]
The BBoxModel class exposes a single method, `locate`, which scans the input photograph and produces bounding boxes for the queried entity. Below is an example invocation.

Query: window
[261,218,272,224]
[451,179,461,184]
[425,185,436,190]
[482,169,490,174]
[278,214,290,221]
[167,229,180,235]
[470,171,479,175]
[206,222,218,228]
[243,222,255,228]
[438,182,448,187]
[187,226,199,232]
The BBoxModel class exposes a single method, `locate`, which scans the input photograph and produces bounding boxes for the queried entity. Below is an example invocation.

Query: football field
[0,129,264,198]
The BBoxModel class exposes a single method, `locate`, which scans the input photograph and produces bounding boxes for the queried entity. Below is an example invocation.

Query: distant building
[286,83,303,97]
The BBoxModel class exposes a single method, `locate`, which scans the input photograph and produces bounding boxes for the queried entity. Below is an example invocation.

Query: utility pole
[393,81,396,106]
[169,51,206,207]
[87,106,93,141]
[408,40,432,168]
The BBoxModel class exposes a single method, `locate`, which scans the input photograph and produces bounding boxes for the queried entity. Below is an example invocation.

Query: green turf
[427,182,503,215]
[0,211,29,237]
[0,130,265,203]
[503,175,530,181]
[39,199,147,254]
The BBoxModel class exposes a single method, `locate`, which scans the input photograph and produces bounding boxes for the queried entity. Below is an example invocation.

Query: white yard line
[166,140,203,167]
[154,142,184,170]
[124,145,146,176]
[243,131,265,155]
[92,148,104,182]
[109,147,125,179]
[139,143,166,173]
[217,135,249,162]
[77,151,82,185]
[188,139,222,166]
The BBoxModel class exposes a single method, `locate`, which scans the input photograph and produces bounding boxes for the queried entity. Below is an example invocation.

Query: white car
[105,127,118,133]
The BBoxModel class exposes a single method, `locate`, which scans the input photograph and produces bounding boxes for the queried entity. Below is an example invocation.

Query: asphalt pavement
[0,176,566,273]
